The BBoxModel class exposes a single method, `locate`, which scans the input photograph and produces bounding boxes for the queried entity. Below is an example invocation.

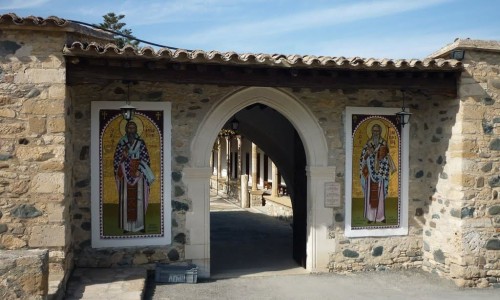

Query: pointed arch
[185,86,334,277]
[190,87,328,168]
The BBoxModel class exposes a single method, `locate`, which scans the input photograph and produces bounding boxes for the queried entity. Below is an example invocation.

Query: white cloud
[0,0,51,10]
[175,0,453,45]
[112,0,271,26]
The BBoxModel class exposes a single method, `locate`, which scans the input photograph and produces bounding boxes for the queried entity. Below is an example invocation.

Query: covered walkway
[210,189,305,278]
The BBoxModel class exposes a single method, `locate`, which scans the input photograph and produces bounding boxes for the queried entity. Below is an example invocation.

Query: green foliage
[96,12,139,48]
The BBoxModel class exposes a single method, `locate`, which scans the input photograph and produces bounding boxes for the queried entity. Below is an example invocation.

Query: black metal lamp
[396,89,411,128]
[121,81,136,121]
[231,117,239,130]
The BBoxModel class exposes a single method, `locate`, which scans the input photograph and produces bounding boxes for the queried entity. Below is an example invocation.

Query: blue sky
[2,0,499,59]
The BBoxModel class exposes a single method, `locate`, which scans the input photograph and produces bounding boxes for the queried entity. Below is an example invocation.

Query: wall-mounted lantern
[395,89,411,128]
[120,80,136,121]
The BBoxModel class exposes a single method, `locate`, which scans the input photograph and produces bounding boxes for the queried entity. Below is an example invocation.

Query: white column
[241,174,249,208]
[183,167,212,277]
[217,138,221,176]
[216,139,222,193]
[225,136,230,179]
[225,136,230,194]
[306,166,337,273]
[251,143,258,191]
[237,135,242,179]
[271,162,279,197]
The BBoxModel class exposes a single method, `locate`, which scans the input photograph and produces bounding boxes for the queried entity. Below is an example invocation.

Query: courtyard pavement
[149,191,500,300]
[63,190,500,299]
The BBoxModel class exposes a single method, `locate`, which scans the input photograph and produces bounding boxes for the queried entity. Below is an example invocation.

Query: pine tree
[96,12,139,48]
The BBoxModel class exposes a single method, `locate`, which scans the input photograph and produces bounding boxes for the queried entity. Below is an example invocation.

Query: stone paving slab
[150,270,500,300]
[64,267,147,300]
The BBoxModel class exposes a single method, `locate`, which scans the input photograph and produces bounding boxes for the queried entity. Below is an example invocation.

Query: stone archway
[184,86,335,277]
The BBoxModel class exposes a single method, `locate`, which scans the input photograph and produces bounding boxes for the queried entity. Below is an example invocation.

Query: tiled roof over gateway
[63,42,462,71]
[2,13,462,71]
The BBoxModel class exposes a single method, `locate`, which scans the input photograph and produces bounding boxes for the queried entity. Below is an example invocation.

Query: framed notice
[345,107,408,237]
[91,101,171,247]
[324,182,341,208]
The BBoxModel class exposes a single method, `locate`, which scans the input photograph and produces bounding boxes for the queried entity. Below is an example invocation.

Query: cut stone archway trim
[190,87,328,169]
[185,86,334,277]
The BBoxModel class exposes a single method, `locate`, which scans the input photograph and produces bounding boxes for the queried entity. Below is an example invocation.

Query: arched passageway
[185,87,334,277]
[210,103,308,275]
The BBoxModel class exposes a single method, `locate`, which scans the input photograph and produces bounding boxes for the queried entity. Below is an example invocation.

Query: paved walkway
[64,267,147,299]
[209,191,304,278]
[150,270,500,300]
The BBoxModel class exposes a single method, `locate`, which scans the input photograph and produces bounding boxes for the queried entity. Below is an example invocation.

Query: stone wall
[0,249,49,300]
[4,24,499,289]
[69,82,437,274]
[422,50,500,287]
[0,29,72,287]
[313,88,452,272]
[70,82,237,267]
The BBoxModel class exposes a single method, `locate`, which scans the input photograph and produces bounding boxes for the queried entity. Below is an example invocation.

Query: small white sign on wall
[324,182,341,208]
[91,101,172,248]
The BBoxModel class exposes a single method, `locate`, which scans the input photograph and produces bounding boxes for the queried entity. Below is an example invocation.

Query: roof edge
[63,41,463,71]
[0,13,114,41]
[428,38,500,59]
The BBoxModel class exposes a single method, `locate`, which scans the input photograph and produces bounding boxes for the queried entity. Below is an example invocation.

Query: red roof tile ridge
[0,13,69,27]
[63,41,462,70]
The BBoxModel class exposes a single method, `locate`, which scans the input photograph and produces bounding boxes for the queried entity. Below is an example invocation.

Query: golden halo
[119,116,144,136]
[366,119,387,139]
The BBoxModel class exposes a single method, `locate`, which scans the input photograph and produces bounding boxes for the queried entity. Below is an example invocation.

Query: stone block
[0,123,26,135]
[0,95,13,105]
[0,170,17,179]
[39,161,64,171]
[30,172,64,194]
[449,263,465,278]
[0,108,16,118]
[21,99,65,115]
[11,204,42,219]
[16,146,54,162]
[343,249,359,258]
[47,203,66,223]
[28,225,66,247]
[1,234,28,249]
[460,106,485,120]
[133,253,148,265]
[250,190,265,207]
[15,68,65,84]
[48,84,66,99]
[490,139,500,151]
[0,249,48,300]
[47,117,65,133]
[488,205,500,216]
[28,117,47,135]
[458,83,486,98]
[485,239,500,250]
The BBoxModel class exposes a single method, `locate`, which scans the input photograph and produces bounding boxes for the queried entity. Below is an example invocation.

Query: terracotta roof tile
[0,13,68,27]
[2,13,462,71]
[1,13,113,41]
[63,41,462,71]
